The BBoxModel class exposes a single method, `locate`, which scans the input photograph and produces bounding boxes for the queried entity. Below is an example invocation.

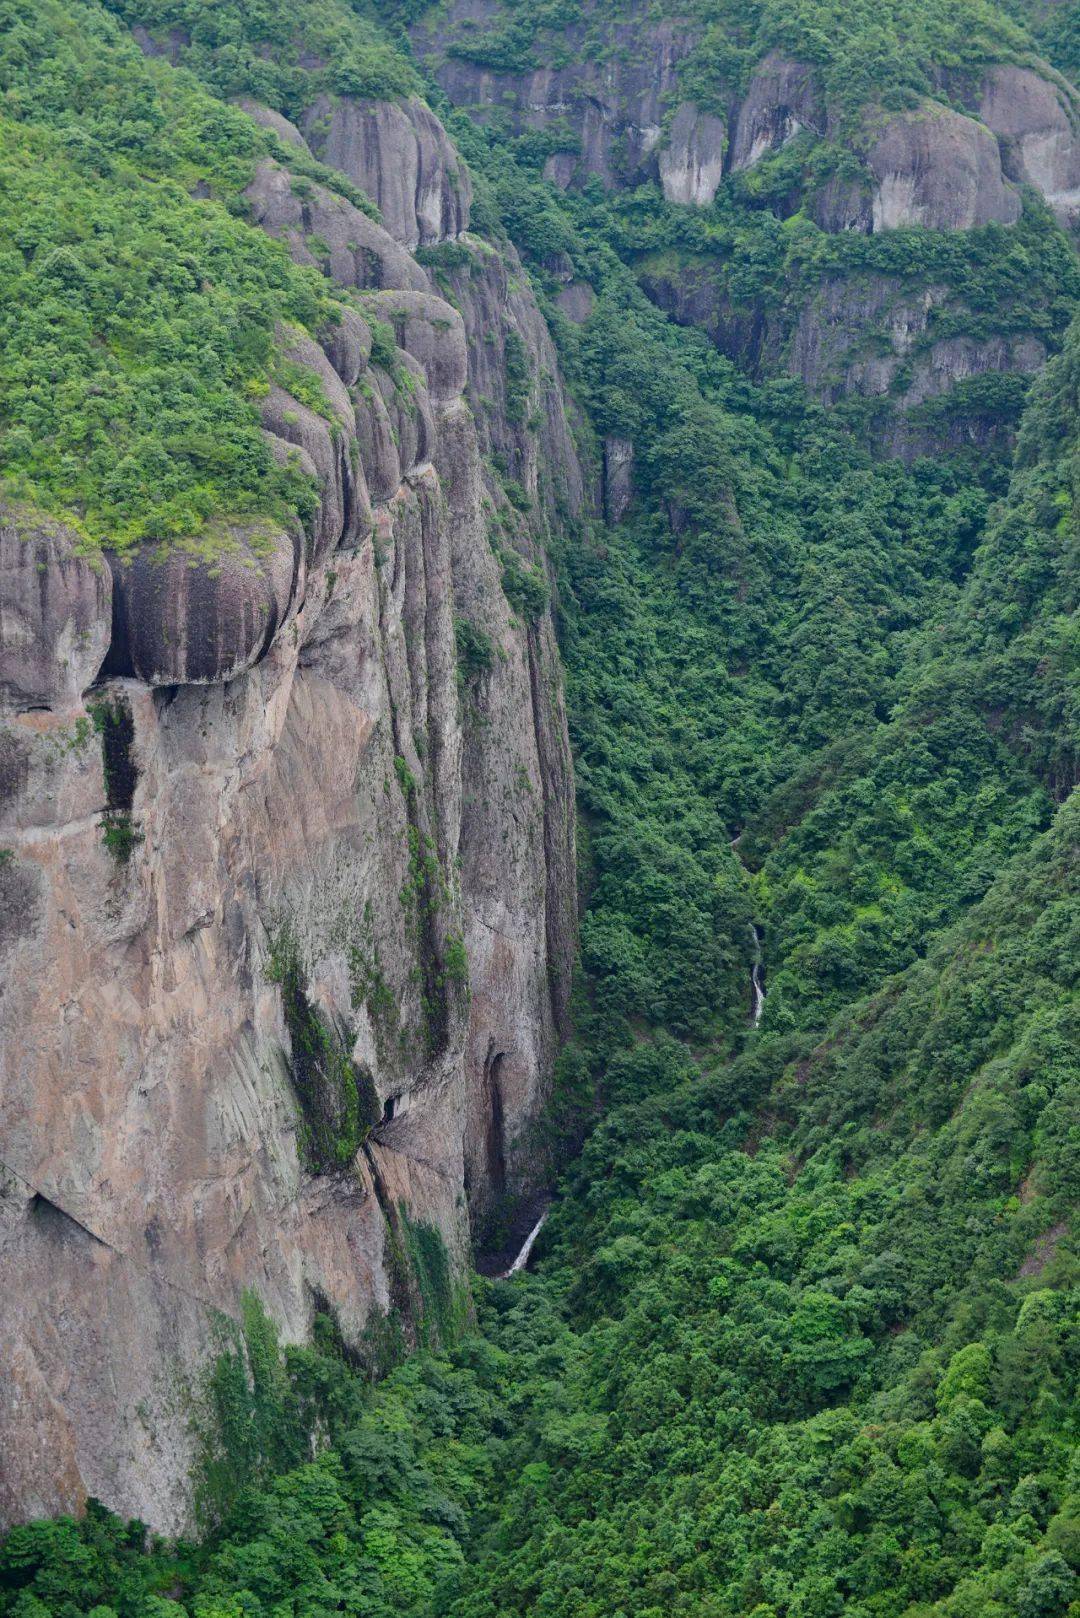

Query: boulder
[244,159,430,293]
[361,290,468,403]
[729,53,823,172]
[978,65,1080,224]
[303,95,471,249]
[659,103,727,207]
[868,103,1021,231]
[0,506,112,712]
[108,524,303,686]
[233,97,310,151]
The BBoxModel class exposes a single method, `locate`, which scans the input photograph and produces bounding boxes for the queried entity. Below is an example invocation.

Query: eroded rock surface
[978,65,1080,224]
[0,510,112,712]
[728,52,823,172]
[868,103,1021,231]
[302,94,472,248]
[0,105,582,1535]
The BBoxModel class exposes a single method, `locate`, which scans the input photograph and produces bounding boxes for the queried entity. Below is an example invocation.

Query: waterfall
[500,1206,550,1279]
[749,923,765,1027]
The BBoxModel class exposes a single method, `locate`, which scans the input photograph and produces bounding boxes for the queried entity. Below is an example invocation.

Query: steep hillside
[0,0,1076,1609]
[414,0,1080,456]
[0,0,581,1530]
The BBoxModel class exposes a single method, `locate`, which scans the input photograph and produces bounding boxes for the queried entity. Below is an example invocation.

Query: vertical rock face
[0,93,582,1534]
[0,513,112,712]
[867,104,1021,231]
[728,53,823,172]
[659,103,728,206]
[977,66,1080,225]
[302,94,473,249]
[414,0,697,191]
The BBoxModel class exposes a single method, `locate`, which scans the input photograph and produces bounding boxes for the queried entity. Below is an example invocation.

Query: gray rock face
[0,509,112,713]
[108,526,304,687]
[978,65,1080,224]
[603,437,635,522]
[788,273,1046,457]
[233,96,308,149]
[0,99,582,1536]
[729,52,823,172]
[659,103,728,206]
[868,103,1021,231]
[303,95,472,249]
[414,0,696,192]
[244,157,430,292]
[362,290,469,403]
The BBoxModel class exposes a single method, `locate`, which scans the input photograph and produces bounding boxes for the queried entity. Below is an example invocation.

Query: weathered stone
[603,437,635,523]
[1,75,587,1541]
[244,157,430,292]
[108,525,303,687]
[414,0,696,192]
[556,281,596,324]
[233,97,309,150]
[868,103,1021,231]
[659,103,727,206]
[0,507,112,713]
[320,308,373,388]
[303,95,472,248]
[729,53,823,172]
[361,289,468,402]
[978,65,1080,225]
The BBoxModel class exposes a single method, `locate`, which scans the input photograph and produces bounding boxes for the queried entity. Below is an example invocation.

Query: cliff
[413,0,1080,457]
[0,71,582,1531]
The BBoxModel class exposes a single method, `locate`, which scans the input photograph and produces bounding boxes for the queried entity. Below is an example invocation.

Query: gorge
[0,0,1077,1613]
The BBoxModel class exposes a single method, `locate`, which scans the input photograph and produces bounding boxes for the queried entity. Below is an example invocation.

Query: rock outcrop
[867,103,1021,231]
[977,65,1080,224]
[0,91,583,1535]
[301,94,472,249]
[414,0,697,192]
[728,52,823,172]
[0,511,112,712]
[659,103,728,207]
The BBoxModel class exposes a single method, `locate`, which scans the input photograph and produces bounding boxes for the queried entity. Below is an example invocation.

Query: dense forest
[0,0,1076,1613]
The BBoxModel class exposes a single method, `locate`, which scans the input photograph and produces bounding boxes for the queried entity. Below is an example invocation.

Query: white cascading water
[500,1206,550,1279]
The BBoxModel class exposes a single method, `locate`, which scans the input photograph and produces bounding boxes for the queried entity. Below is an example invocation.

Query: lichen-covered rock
[659,103,727,206]
[0,507,112,712]
[729,53,823,172]
[303,95,472,249]
[978,65,1080,225]
[868,103,1021,231]
[108,525,303,687]
[361,290,468,402]
[244,158,430,292]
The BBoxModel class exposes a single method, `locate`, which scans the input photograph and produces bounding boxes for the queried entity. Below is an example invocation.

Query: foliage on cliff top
[103,0,418,114]
[0,0,351,553]
[429,0,1035,113]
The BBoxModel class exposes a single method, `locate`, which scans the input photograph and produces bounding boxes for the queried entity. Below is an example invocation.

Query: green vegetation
[268,928,381,1169]
[0,0,343,554]
[0,0,1077,1613]
[104,0,418,115]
